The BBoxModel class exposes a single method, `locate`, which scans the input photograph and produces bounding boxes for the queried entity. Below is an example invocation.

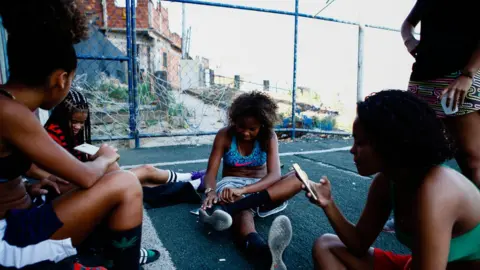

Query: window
[115,0,137,8]
[163,52,167,68]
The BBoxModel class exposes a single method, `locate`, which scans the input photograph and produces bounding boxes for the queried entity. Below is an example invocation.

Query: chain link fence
[0,0,415,148]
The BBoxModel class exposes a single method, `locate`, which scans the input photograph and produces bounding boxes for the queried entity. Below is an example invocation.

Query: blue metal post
[126,0,136,146]
[131,0,140,148]
[291,0,299,140]
[0,17,9,81]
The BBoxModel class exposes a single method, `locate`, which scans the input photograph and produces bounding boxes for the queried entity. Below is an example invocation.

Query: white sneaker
[199,209,233,231]
[268,215,292,270]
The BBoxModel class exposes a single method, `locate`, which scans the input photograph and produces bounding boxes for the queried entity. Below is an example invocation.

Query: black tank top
[0,89,32,181]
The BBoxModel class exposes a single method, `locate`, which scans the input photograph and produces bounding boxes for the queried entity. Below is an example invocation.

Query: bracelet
[204,188,215,194]
[460,69,474,79]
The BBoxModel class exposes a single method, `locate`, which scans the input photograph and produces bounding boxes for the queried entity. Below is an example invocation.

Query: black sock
[243,232,271,263]
[104,225,142,270]
[223,190,272,216]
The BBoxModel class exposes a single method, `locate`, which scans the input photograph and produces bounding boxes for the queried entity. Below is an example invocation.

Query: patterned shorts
[408,71,480,118]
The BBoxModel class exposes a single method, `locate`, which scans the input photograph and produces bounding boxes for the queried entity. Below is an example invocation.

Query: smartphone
[441,95,458,115]
[292,163,318,200]
[74,143,100,156]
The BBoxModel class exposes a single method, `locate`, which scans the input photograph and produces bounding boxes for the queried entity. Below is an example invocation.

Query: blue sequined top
[223,136,267,167]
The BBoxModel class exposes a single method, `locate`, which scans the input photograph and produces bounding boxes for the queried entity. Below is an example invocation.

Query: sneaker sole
[268,215,292,270]
[199,209,233,231]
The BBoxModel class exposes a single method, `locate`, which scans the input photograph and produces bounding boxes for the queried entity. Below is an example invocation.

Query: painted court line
[312,160,371,180]
[141,209,175,270]
[120,146,351,169]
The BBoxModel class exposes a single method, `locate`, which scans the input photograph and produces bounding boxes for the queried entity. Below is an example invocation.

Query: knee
[139,164,156,173]
[106,171,143,201]
[136,164,158,177]
[281,172,303,188]
[312,234,340,257]
[106,162,122,173]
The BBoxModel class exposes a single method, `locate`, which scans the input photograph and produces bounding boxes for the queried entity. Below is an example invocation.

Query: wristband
[204,188,214,194]
[460,69,474,79]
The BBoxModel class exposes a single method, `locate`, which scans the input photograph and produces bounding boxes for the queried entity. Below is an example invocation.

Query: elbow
[401,20,414,34]
[347,232,370,257]
[79,167,99,188]
[349,244,370,258]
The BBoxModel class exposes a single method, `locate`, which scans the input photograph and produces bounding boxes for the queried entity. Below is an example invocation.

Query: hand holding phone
[292,163,318,200]
[441,95,459,115]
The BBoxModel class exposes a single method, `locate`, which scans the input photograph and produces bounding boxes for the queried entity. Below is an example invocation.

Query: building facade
[80,0,182,89]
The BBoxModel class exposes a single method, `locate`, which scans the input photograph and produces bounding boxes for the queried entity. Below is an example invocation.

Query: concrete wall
[180,59,207,91]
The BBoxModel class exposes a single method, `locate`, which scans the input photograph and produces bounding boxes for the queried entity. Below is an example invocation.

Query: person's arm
[1,101,117,188]
[26,163,52,180]
[401,0,422,44]
[462,42,480,77]
[401,0,424,56]
[311,174,392,256]
[201,128,227,209]
[241,134,281,194]
[410,175,457,270]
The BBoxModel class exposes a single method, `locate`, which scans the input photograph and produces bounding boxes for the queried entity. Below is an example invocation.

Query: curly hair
[0,0,88,42]
[45,89,91,161]
[0,0,88,86]
[357,90,455,173]
[228,91,279,151]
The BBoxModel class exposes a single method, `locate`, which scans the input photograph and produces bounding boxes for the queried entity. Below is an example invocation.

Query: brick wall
[79,0,104,26]
[81,0,149,29]
[79,0,183,89]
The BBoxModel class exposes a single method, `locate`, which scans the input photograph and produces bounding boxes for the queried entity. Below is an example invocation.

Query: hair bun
[0,0,88,44]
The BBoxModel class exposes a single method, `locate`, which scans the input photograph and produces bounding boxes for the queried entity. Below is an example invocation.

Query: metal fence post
[125,0,137,148]
[0,17,9,81]
[356,23,365,102]
[131,0,140,148]
[291,0,300,140]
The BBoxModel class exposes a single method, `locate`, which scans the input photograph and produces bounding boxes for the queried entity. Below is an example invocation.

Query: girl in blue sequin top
[199,91,306,269]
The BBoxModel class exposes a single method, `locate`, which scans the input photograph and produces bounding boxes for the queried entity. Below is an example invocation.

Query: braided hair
[357,90,455,174]
[45,90,91,161]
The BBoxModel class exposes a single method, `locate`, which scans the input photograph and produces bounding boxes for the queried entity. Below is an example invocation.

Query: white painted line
[120,146,351,169]
[141,209,176,270]
[121,158,209,169]
[279,146,351,157]
[313,160,371,180]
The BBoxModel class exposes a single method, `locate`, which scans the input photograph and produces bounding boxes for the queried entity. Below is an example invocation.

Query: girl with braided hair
[0,1,157,269]
[45,89,92,162]
[27,89,207,208]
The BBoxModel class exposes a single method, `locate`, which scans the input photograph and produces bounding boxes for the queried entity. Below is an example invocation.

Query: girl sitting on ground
[27,89,206,207]
[307,90,480,269]
[0,1,155,269]
[198,91,294,269]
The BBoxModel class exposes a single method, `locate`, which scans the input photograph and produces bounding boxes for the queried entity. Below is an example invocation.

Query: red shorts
[373,248,412,270]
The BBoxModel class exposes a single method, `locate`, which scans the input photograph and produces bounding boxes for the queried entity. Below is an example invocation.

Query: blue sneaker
[190,169,206,180]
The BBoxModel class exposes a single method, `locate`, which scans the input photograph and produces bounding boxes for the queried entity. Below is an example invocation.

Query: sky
[160,0,418,110]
